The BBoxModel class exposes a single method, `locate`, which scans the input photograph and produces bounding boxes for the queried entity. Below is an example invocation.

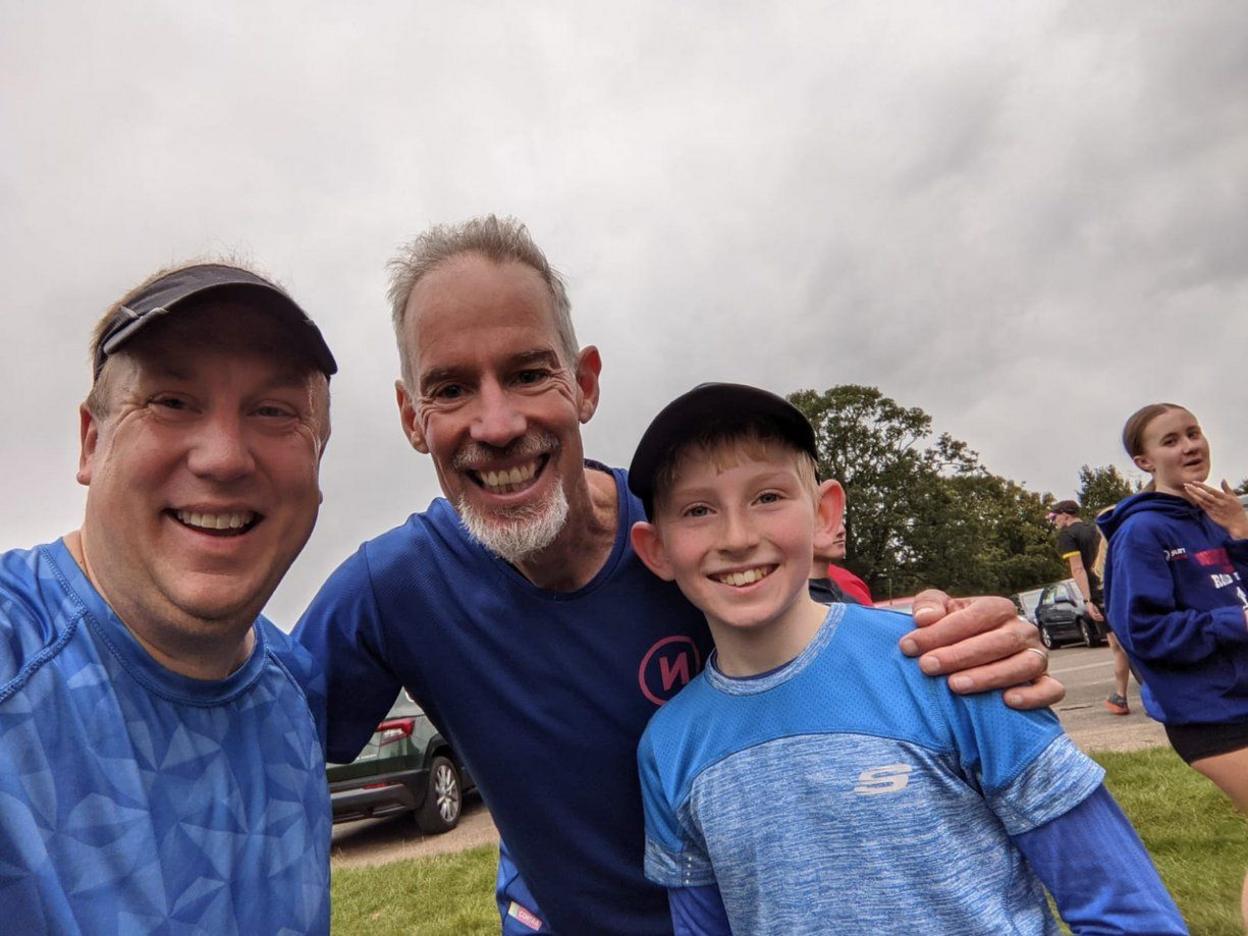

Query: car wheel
[1079,619,1094,647]
[1039,626,1055,650]
[417,755,462,834]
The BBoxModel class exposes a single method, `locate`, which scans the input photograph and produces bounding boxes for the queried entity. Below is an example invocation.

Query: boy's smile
[633,441,841,675]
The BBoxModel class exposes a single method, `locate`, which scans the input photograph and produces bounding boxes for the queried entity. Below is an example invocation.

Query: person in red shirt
[811,517,874,605]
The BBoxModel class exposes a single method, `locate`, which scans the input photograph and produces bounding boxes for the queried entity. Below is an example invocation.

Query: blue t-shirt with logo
[639,604,1107,935]
[0,540,330,935]
[294,465,714,936]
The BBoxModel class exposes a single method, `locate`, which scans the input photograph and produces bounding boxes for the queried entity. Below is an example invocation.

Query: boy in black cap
[626,383,1182,935]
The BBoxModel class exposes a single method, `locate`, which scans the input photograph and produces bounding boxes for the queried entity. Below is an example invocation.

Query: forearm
[1013,786,1187,934]
[1068,559,1094,603]
[668,885,732,936]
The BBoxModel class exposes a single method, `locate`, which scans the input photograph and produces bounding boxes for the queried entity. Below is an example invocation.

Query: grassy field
[331,745,1247,934]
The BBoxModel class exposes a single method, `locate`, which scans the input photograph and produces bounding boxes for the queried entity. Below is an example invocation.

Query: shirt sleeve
[1108,522,1248,664]
[938,679,1104,835]
[291,546,403,764]
[1056,528,1080,560]
[668,884,732,936]
[637,727,716,888]
[1012,785,1188,934]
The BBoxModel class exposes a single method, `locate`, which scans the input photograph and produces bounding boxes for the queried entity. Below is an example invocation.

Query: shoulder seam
[0,547,86,705]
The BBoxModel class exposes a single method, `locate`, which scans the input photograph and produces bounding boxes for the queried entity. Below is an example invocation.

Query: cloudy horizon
[3,1,1245,625]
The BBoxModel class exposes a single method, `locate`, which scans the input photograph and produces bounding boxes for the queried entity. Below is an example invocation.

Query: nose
[720,506,761,554]
[186,410,256,482]
[470,380,527,448]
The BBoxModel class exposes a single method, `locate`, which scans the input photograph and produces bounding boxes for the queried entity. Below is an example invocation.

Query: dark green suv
[327,691,475,834]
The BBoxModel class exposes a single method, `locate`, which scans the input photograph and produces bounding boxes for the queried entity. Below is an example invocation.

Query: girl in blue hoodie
[1098,402,1248,927]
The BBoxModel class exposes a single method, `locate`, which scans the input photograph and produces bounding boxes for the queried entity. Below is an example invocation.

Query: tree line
[788,385,1144,600]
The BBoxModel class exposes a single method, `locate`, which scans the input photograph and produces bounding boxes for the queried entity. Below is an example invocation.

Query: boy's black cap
[627,382,818,517]
[94,263,338,380]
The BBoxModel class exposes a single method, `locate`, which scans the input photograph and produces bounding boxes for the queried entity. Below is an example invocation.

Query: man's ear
[395,380,429,454]
[77,405,99,486]
[574,345,602,424]
[630,520,676,581]
[811,479,845,558]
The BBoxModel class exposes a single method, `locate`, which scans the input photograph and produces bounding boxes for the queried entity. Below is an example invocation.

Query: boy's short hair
[628,383,820,519]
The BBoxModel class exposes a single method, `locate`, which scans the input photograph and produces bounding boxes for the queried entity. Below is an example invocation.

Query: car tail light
[375,718,415,747]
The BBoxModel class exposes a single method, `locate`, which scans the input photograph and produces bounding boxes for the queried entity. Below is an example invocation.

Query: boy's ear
[811,479,845,558]
[630,520,676,581]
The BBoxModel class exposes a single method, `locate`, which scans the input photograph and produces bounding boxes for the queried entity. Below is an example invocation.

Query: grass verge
[331,746,1246,934]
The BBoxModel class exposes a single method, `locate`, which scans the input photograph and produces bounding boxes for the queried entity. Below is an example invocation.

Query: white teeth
[478,461,539,491]
[714,567,773,587]
[175,510,255,531]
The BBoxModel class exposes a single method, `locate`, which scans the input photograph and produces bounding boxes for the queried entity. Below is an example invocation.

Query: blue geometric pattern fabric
[0,541,330,935]
[638,604,1105,935]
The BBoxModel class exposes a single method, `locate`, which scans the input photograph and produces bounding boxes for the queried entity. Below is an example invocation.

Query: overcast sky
[3,1,1245,625]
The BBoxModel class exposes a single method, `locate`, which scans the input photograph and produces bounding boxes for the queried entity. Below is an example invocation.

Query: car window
[387,690,425,719]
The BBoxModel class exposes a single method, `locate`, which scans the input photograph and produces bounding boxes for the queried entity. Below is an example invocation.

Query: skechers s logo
[853,763,912,795]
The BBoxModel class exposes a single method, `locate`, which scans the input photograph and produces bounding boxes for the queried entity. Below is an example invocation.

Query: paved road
[331,643,1165,868]
[1048,643,1166,753]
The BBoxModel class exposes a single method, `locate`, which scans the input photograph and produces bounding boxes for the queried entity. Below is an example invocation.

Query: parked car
[1033,580,1109,649]
[1011,587,1045,626]
[327,690,475,833]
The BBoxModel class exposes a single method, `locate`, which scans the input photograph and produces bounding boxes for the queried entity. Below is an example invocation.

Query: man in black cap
[0,263,336,934]
[1049,499,1132,715]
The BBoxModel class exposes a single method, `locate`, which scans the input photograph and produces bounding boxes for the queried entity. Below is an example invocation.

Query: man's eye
[256,405,295,419]
[432,384,464,400]
[152,396,188,411]
[514,369,548,386]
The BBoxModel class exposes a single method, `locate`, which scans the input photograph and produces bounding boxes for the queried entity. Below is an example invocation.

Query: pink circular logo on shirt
[638,635,703,706]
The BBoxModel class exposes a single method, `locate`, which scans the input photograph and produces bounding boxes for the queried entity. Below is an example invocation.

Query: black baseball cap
[628,382,818,517]
[93,263,338,380]
[1049,499,1080,517]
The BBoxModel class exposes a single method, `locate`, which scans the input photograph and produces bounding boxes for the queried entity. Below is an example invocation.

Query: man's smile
[467,455,549,494]
[170,508,261,536]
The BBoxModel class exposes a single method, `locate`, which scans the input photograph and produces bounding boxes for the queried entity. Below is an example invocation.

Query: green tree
[1075,464,1138,515]
[789,385,1065,598]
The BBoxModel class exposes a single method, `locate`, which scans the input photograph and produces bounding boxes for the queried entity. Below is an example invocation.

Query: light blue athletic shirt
[0,541,330,935]
[638,603,1104,935]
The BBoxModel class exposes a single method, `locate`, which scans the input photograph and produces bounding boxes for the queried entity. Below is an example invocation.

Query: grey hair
[386,215,578,386]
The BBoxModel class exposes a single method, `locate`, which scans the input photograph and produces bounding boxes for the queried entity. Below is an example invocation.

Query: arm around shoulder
[291,546,403,763]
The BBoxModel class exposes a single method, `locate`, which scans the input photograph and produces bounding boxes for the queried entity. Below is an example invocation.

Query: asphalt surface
[330,643,1164,868]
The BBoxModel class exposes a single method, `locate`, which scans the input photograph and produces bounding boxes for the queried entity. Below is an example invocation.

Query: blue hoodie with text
[1098,492,1248,726]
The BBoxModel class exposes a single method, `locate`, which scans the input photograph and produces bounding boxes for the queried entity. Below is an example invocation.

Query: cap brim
[627,382,817,515]
[96,265,337,378]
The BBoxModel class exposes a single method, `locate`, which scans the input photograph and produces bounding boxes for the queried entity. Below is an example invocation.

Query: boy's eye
[756,491,783,505]
[683,504,712,519]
